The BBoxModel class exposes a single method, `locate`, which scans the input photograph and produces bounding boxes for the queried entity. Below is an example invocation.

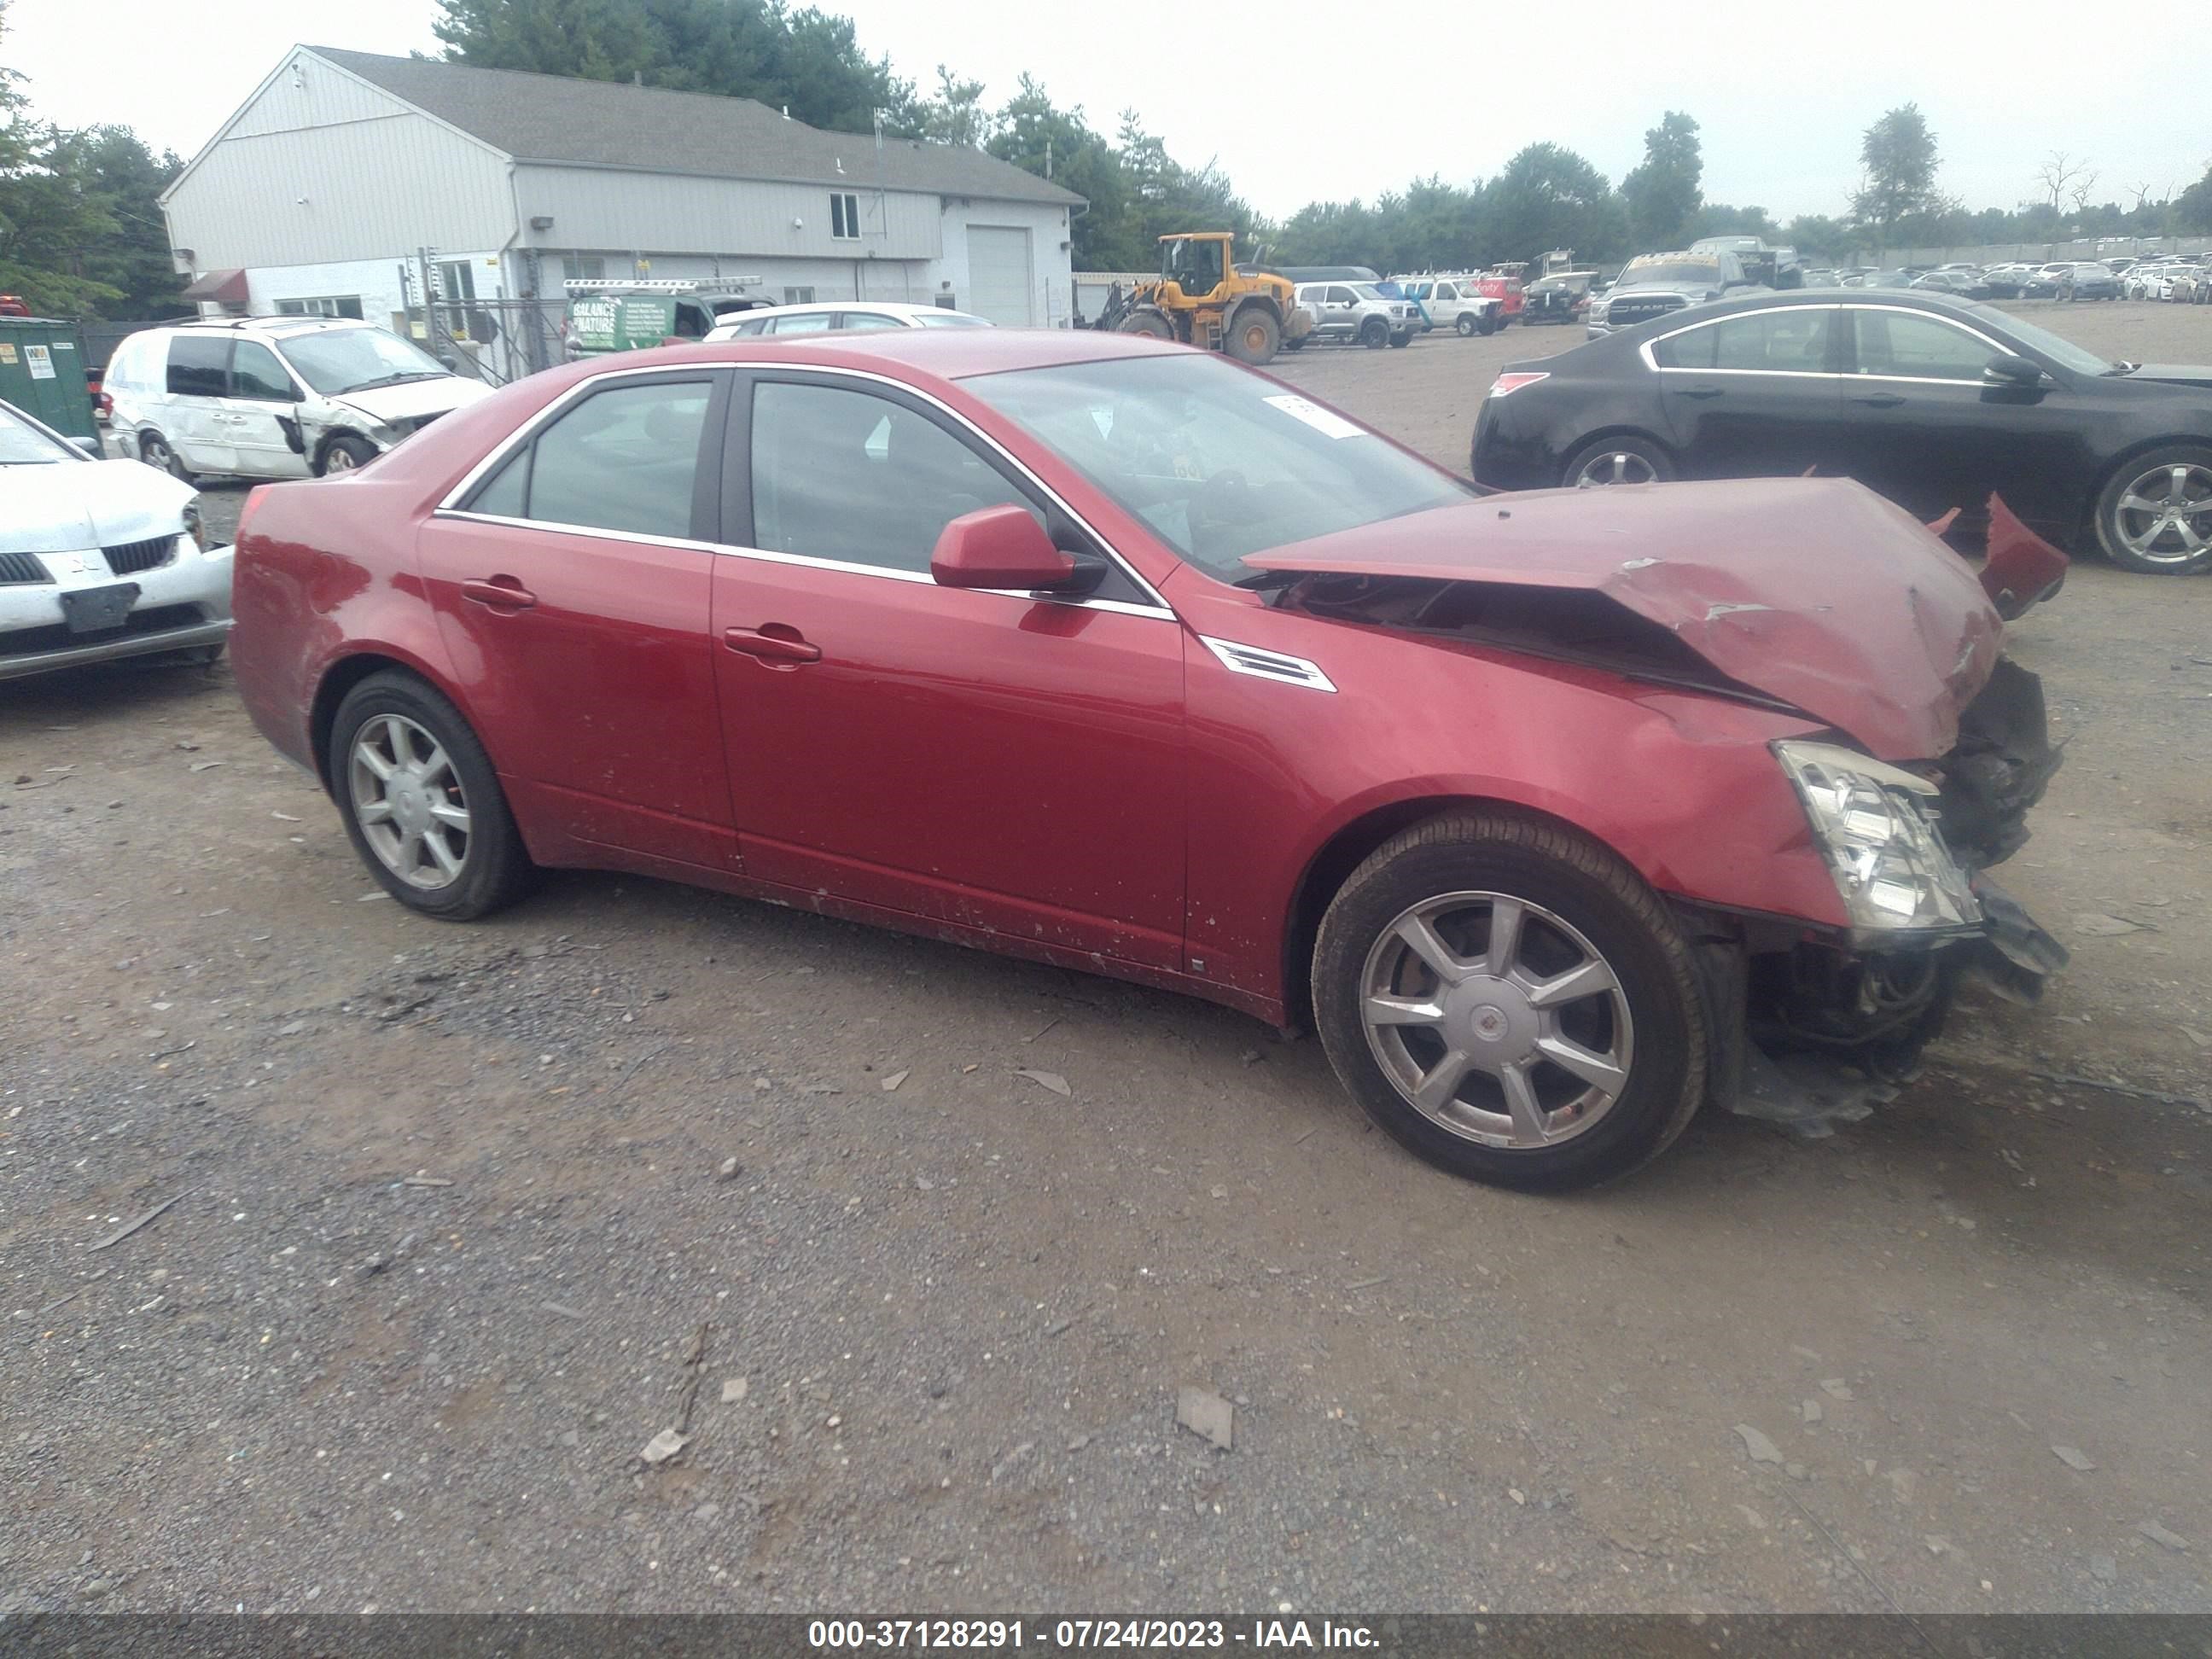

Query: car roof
[166,316,372,339]
[730,300,964,321]
[563,325,1189,388]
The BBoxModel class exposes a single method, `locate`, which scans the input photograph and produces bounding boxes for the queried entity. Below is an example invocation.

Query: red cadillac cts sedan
[231,329,2064,1190]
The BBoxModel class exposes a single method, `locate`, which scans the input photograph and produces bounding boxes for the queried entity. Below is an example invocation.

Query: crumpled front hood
[1244,478,2005,760]
[331,375,492,426]
[0,457,194,554]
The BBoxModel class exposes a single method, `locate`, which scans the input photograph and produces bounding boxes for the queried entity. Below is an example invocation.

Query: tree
[915,64,987,148]
[2034,150,2092,211]
[987,77,1130,267]
[1850,103,1942,249]
[1484,143,1622,270]
[1620,111,1702,251]
[2176,162,2212,235]
[433,0,916,136]
[1689,202,1778,242]
[1782,212,1848,260]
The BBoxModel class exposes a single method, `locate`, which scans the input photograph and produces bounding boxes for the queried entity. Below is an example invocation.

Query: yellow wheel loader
[1095,232,1313,365]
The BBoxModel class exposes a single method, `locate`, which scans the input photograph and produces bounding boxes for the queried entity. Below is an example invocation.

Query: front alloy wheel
[1359,892,1633,1150]
[1313,811,1705,1190]
[2096,448,2212,573]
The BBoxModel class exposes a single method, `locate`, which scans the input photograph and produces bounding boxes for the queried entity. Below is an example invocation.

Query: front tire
[1456,313,1478,337]
[330,672,537,919]
[2094,445,2212,574]
[1313,811,1705,1191]
[1225,306,1281,364]
[1563,434,1674,489]
[1360,317,1388,350]
[318,434,377,474]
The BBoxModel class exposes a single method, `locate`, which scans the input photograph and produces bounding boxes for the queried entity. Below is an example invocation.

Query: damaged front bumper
[1682,655,2069,1138]
[1679,875,2068,1138]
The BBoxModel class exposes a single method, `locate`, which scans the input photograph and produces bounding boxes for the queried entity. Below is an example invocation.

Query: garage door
[966,226,1033,325]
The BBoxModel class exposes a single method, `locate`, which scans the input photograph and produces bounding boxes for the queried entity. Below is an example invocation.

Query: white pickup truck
[1389,275,1503,336]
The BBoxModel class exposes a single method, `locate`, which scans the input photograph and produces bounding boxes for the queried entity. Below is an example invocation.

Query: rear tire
[1388,329,1412,348]
[330,671,538,920]
[1563,434,1674,489]
[137,430,193,485]
[1312,810,1705,1191]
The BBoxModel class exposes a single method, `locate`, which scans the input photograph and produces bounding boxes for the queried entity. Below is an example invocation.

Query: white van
[104,317,492,480]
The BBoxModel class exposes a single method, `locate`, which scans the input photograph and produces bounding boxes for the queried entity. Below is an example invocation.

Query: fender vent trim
[1197,635,1336,693]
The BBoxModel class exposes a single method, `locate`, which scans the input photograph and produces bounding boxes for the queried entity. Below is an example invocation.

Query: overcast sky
[8,0,2203,223]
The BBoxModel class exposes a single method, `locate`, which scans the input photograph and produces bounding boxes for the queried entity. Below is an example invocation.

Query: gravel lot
[6,301,2209,1615]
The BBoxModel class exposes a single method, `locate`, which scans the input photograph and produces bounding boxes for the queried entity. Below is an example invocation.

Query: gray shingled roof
[310,48,1081,207]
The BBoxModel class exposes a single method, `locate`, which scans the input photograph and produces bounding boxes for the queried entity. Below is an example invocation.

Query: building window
[275,295,364,319]
[830,192,860,241]
[783,286,816,305]
[561,254,605,282]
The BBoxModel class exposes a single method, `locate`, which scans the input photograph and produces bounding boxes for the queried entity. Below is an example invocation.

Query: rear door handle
[1851,393,1907,408]
[459,577,536,610]
[1676,387,1724,399]
[723,625,821,665]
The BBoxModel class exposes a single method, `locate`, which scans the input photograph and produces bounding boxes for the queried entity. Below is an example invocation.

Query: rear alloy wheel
[1313,812,1704,1190]
[1564,435,1674,489]
[1360,317,1388,350]
[331,672,536,919]
[1225,306,1280,364]
[2095,446,2212,573]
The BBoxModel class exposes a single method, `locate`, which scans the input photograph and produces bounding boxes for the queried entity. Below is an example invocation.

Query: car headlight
[182,500,205,550]
[1773,741,1982,932]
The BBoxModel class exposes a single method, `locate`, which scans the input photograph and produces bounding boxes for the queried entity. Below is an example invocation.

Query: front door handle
[1676,387,1724,399]
[459,576,536,610]
[724,625,821,665]
[1851,393,1907,408]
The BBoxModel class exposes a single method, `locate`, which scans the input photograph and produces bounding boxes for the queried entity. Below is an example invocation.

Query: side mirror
[1982,353,2047,391]
[930,504,1093,594]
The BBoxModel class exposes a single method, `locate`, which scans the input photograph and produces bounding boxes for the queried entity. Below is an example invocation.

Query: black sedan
[1470,288,2212,573]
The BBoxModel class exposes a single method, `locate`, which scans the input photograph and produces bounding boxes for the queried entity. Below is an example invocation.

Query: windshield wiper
[2103,361,2139,376]
[344,371,445,393]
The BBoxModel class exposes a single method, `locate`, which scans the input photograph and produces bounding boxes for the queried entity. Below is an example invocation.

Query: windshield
[911,310,989,328]
[964,353,1470,581]
[1349,283,1389,301]
[1622,260,1720,286]
[0,403,79,464]
[276,326,450,396]
[1962,303,2117,376]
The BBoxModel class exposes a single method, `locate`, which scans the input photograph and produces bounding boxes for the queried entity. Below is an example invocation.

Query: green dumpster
[0,317,96,442]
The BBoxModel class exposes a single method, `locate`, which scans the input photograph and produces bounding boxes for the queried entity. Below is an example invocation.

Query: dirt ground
[3,301,2207,1615]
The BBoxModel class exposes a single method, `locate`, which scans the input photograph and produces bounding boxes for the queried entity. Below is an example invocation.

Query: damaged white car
[103,317,490,481]
[0,398,234,681]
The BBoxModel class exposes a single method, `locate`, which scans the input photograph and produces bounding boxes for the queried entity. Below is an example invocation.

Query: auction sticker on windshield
[1262,393,1364,440]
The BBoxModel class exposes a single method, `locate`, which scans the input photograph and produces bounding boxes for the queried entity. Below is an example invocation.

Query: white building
[160,45,1083,353]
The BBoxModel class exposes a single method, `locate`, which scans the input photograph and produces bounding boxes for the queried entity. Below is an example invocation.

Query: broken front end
[1678,655,2066,1133]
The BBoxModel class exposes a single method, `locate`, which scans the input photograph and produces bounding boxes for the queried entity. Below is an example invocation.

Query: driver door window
[1850,311,1992,381]
[748,380,1034,574]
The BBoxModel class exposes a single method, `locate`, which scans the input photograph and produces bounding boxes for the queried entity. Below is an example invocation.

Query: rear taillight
[236,484,272,546]
[1487,372,1551,399]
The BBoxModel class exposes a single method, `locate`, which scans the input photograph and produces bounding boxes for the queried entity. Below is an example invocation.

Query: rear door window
[464,377,717,539]
[1655,309,1833,372]
[834,312,904,333]
[166,335,230,399]
[768,312,835,335]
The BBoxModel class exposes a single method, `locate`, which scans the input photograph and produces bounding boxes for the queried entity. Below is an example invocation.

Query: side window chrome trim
[425,514,1180,621]
[734,360,1173,614]
[436,364,734,513]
